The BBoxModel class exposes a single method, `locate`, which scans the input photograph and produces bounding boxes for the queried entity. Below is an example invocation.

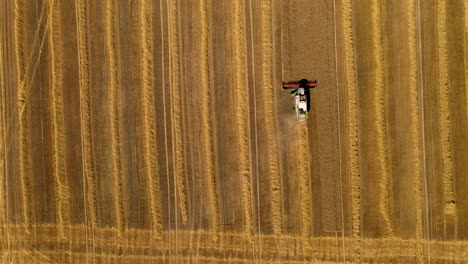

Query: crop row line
[232,0,254,239]
[370,0,393,236]
[199,0,220,238]
[167,0,188,226]
[260,0,283,236]
[406,0,424,260]
[436,0,455,218]
[75,0,98,230]
[14,0,33,235]
[48,0,71,240]
[139,0,163,235]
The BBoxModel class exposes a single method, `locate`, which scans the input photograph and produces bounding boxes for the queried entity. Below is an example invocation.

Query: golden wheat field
[0,0,467,263]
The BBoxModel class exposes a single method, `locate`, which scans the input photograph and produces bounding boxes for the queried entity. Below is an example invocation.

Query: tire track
[167,0,188,225]
[436,0,455,218]
[139,0,162,235]
[342,0,361,260]
[371,0,393,236]
[296,127,312,246]
[105,0,126,235]
[75,0,98,230]
[407,0,423,258]
[260,0,282,236]
[199,0,220,235]
[232,0,254,238]
[48,0,71,240]
[14,0,33,234]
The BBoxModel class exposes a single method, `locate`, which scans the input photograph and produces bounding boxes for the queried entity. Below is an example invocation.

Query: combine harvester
[282,79,317,121]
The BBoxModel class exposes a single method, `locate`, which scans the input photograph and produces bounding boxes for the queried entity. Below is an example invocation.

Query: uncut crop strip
[167,0,188,225]
[232,0,254,238]
[342,0,361,260]
[436,0,455,217]
[48,0,71,239]
[261,0,282,235]
[407,0,423,258]
[106,0,126,235]
[75,0,98,229]
[14,0,33,234]
[199,0,220,235]
[139,0,162,235]
[296,127,312,246]
[370,0,393,236]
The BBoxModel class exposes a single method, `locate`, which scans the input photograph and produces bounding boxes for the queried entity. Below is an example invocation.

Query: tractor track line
[75,0,98,243]
[139,0,163,236]
[75,0,98,264]
[407,0,424,260]
[106,0,126,236]
[199,0,220,237]
[297,127,312,247]
[167,0,188,226]
[48,0,71,240]
[14,0,33,235]
[371,0,394,236]
[246,0,262,258]
[158,0,172,254]
[232,0,254,239]
[436,0,455,219]
[260,0,282,236]
[342,0,361,260]
[331,0,347,260]
[415,0,432,260]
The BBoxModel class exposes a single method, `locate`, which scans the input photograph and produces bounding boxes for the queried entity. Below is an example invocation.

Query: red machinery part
[282,83,299,87]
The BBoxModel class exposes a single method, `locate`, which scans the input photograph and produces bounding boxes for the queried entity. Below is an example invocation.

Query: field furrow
[370,0,393,237]
[199,0,220,235]
[105,0,126,235]
[342,0,360,241]
[296,127,312,244]
[167,0,188,226]
[48,0,70,239]
[436,0,455,218]
[0,26,6,241]
[14,0,33,234]
[341,0,362,261]
[14,0,25,79]
[406,0,424,256]
[75,0,98,229]
[232,0,253,238]
[260,0,282,236]
[139,0,162,235]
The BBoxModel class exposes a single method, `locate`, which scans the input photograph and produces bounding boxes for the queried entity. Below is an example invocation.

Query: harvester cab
[282,79,317,121]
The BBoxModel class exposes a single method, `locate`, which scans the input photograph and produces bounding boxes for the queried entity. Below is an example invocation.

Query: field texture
[0,0,467,263]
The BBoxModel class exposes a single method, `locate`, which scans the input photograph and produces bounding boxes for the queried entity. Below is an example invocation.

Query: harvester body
[282,79,317,121]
